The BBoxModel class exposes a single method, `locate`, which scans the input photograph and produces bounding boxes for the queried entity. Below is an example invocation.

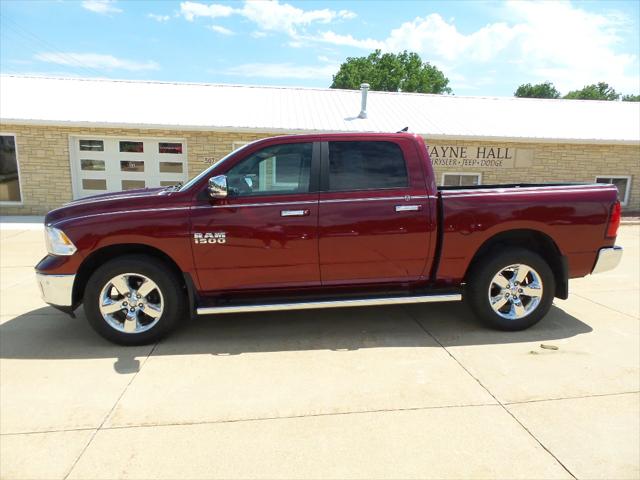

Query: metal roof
[1,75,639,144]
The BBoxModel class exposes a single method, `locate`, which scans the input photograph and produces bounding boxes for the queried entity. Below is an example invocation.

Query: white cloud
[316,1,639,94]
[180,1,356,37]
[81,0,122,15]
[180,1,234,21]
[318,31,384,50]
[504,0,638,92]
[148,13,171,22]
[223,62,337,79]
[339,10,357,20]
[251,31,268,38]
[35,52,159,71]
[208,25,234,35]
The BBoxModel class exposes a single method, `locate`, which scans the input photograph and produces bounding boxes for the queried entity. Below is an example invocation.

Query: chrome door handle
[395,205,421,212]
[281,209,310,217]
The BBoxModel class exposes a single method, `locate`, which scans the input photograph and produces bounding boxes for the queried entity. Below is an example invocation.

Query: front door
[191,141,320,294]
[318,139,432,285]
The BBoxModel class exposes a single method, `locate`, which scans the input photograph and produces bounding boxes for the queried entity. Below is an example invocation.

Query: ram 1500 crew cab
[36,133,623,345]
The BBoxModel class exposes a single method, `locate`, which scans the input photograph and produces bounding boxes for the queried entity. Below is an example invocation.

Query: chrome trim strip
[36,273,75,307]
[196,196,432,210]
[201,200,318,209]
[592,246,623,274]
[319,196,408,204]
[197,293,462,315]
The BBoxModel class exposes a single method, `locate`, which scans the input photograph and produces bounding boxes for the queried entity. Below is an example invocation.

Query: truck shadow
[0,302,592,373]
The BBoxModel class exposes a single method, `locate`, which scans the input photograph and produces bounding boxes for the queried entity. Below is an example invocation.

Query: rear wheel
[83,255,186,345]
[466,248,555,331]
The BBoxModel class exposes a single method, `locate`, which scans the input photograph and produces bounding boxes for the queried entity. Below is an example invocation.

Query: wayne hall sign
[428,145,533,169]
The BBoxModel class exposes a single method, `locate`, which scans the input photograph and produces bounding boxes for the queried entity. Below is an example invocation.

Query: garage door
[70,136,188,198]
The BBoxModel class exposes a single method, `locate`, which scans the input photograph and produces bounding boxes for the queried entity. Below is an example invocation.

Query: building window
[79,139,104,151]
[119,141,144,153]
[82,179,107,191]
[596,176,631,206]
[120,160,145,172]
[159,142,183,154]
[0,134,22,203]
[122,180,146,190]
[159,162,183,173]
[80,159,105,171]
[442,173,481,186]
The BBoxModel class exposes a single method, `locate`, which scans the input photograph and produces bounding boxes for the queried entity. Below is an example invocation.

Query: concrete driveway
[1,222,638,479]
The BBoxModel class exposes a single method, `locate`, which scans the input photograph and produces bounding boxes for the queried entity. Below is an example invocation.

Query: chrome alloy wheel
[98,273,164,334]
[487,263,543,320]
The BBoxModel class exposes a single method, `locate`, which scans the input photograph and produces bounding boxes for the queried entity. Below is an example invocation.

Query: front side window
[0,135,21,202]
[328,141,408,192]
[596,176,631,206]
[225,142,312,196]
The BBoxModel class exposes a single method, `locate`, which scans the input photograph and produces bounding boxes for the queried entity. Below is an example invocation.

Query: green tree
[514,82,560,99]
[564,82,620,100]
[622,94,640,102]
[330,50,452,94]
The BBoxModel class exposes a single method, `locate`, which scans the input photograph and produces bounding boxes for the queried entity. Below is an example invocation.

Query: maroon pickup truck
[36,133,623,345]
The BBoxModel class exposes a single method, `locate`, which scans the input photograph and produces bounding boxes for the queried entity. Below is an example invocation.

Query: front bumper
[36,273,75,306]
[592,246,623,274]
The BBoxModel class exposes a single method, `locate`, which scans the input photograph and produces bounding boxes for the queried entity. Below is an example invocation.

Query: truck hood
[45,187,183,226]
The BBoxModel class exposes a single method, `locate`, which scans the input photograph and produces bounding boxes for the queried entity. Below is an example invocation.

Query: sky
[1,0,639,97]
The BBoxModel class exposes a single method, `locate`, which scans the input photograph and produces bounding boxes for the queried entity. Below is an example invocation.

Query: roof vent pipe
[358,83,369,119]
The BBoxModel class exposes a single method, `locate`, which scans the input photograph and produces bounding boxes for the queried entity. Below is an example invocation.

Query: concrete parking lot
[1,222,638,479]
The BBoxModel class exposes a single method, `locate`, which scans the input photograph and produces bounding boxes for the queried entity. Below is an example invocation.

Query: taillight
[606,201,621,239]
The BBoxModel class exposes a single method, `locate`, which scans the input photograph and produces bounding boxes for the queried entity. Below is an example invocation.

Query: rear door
[318,138,432,285]
[191,141,321,294]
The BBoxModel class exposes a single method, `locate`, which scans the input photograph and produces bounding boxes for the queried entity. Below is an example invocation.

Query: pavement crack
[62,341,159,479]
[405,307,578,480]
[98,401,501,431]
[504,390,640,406]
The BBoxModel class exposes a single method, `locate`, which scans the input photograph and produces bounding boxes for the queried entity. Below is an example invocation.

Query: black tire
[465,247,555,331]
[83,255,186,345]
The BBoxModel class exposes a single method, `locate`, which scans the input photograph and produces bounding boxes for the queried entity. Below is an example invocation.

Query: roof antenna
[397,126,409,132]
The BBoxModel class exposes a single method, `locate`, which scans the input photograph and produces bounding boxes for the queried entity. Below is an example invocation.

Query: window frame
[595,175,631,206]
[0,133,24,205]
[441,172,482,187]
[321,140,410,193]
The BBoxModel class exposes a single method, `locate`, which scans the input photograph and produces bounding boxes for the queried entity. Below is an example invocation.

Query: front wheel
[83,255,186,345]
[465,248,555,331]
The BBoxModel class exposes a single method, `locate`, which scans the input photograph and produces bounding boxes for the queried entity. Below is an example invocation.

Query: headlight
[45,226,77,256]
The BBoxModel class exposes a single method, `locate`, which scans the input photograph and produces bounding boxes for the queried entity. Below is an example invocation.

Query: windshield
[179,141,255,192]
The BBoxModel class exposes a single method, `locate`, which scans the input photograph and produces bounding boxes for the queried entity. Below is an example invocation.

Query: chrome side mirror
[208,175,228,199]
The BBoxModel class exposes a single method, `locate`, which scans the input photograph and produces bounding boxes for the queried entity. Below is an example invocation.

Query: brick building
[1,75,638,215]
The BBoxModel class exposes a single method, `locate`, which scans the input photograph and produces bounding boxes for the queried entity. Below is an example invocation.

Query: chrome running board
[196,293,462,315]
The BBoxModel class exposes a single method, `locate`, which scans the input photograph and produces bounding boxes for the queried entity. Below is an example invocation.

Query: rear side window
[328,141,408,191]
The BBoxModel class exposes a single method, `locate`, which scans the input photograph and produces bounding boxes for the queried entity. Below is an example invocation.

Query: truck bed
[436,182,619,284]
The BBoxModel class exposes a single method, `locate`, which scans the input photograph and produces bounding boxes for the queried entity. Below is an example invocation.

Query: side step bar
[196,293,462,315]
